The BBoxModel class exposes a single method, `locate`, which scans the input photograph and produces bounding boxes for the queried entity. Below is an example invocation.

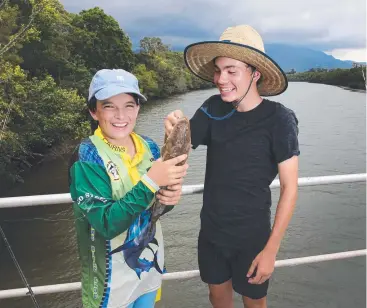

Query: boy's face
[213,57,255,103]
[90,93,140,145]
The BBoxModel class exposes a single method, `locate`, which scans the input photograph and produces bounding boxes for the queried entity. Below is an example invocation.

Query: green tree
[0,64,89,183]
[71,7,134,72]
[136,39,211,97]
[287,67,365,89]
[0,2,215,186]
[132,64,159,98]
[0,0,40,62]
[140,37,170,55]
[18,0,76,78]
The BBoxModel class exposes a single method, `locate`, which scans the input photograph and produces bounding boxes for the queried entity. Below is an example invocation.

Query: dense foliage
[1,0,363,186]
[0,0,211,185]
[287,67,366,90]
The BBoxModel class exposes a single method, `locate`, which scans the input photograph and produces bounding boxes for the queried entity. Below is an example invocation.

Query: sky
[60,0,367,62]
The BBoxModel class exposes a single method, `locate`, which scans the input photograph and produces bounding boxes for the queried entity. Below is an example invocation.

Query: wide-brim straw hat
[184,25,288,96]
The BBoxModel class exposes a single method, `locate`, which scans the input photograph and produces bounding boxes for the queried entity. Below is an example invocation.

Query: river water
[0,82,365,308]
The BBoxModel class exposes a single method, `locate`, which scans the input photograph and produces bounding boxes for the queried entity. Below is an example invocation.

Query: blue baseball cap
[88,69,147,102]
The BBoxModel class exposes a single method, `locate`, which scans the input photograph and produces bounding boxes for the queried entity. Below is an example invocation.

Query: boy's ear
[253,70,261,82]
[89,110,98,121]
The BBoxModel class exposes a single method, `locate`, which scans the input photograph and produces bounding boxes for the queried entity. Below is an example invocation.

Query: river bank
[286,67,366,90]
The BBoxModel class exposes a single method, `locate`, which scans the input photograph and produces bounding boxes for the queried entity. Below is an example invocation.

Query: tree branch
[0,0,9,10]
[361,67,366,90]
[0,1,43,57]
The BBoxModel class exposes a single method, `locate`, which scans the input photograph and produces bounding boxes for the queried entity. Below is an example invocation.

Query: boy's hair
[88,96,98,112]
[87,93,140,112]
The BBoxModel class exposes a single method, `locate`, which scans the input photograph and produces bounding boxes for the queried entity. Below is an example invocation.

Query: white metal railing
[0,173,366,208]
[0,250,365,299]
[0,173,365,300]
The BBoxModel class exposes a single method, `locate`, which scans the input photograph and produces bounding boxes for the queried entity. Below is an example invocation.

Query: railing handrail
[0,249,365,299]
[0,173,366,208]
[0,173,365,300]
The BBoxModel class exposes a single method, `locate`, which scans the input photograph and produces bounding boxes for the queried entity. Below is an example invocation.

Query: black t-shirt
[190,94,300,247]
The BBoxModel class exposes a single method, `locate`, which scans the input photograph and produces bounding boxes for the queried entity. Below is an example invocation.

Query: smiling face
[90,93,140,146]
[213,57,256,103]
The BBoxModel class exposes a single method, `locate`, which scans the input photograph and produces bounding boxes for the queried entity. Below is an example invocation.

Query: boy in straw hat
[165,25,300,308]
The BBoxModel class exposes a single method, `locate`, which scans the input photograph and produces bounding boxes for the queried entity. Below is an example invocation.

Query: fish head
[162,117,191,164]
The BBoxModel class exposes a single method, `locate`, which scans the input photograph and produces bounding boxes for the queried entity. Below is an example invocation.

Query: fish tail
[153,249,163,274]
[136,268,143,279]
[109,238,135,255]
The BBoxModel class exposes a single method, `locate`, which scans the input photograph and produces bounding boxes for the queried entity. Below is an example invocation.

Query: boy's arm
[247,108,300,284]
[70,160,157,240]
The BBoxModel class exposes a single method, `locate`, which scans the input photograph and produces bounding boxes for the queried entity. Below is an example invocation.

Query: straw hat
[184,25,288,96]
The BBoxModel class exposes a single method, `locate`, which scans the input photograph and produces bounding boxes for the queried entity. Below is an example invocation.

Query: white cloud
[60,0,367,55]
[325,48,367,62]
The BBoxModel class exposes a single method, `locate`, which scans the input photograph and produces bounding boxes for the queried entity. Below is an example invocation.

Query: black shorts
[198,231,270,300]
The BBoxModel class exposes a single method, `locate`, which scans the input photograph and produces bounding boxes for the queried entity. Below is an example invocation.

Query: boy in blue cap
[69,69,188,307]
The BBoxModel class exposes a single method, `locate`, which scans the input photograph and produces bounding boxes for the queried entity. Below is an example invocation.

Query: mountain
[264,44,353,73]
[170,43,354,73]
